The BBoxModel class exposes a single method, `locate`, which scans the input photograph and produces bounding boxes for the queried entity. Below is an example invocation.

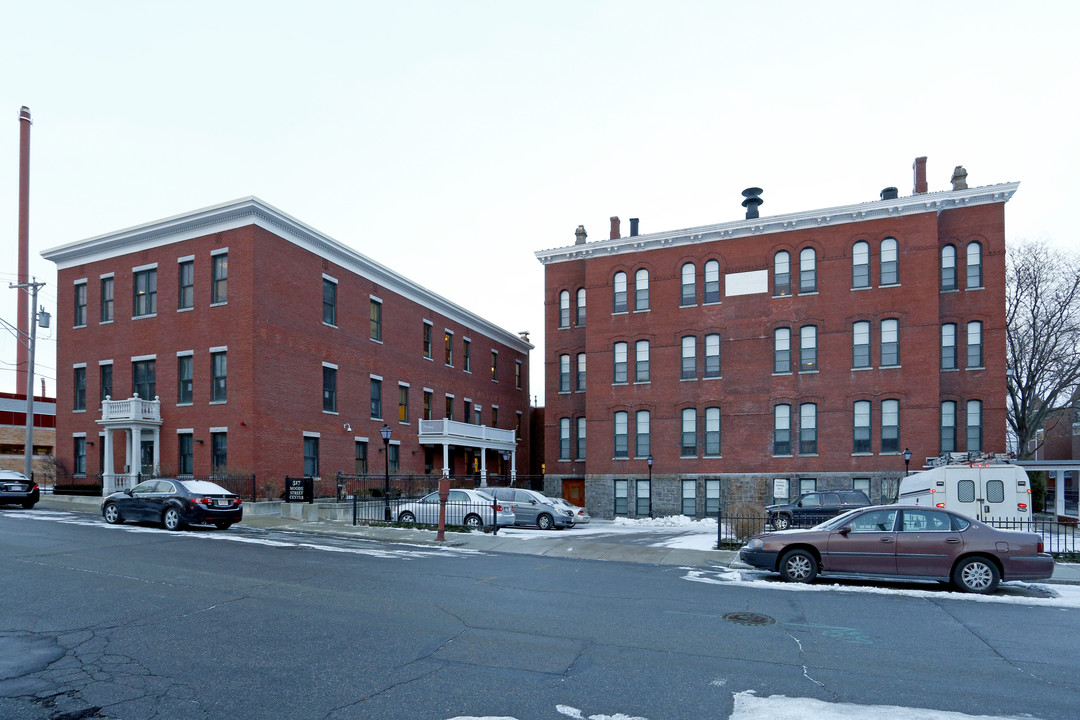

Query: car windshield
[812,508,865,531]
[179,480,232,495]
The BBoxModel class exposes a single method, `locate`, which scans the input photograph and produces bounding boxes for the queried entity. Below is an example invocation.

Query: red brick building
[536,159,1018,518]
[43,198,532,496]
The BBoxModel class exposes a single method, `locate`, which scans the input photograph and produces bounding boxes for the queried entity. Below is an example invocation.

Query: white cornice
[534,182,1020,265]
[41,198,533,354]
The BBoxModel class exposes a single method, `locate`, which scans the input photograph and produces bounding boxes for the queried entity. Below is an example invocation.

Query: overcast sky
[2,1,1077,403]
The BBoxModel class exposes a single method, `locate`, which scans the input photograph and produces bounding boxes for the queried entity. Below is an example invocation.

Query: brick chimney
[913,156,928,194]
[610,216,620,240]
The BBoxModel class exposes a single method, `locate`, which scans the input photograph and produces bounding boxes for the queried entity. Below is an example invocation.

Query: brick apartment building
[42,198,532,496]
[536,158,1018,518]
[0,391,55,478]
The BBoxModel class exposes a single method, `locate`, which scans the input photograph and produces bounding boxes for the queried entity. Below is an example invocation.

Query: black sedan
[740,505,1054,593]
[102,478,242,530]
[0,469,39,509]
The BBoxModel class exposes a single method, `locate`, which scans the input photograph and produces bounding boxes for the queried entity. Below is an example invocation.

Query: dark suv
[765,490,871,530]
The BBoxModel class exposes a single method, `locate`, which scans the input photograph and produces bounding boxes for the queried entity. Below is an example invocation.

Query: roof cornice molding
[41,198,533,353]
[534,182,1020,265]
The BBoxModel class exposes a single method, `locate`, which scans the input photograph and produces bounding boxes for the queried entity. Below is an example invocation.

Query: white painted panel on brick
[725,270,768,296]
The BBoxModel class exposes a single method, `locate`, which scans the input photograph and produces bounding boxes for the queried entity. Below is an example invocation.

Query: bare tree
[1005,240,1080,458]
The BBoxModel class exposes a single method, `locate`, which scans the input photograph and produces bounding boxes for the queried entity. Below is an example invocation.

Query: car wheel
[103,502,123,525]
[952,556,1000,594]
[779,549,818,583]
[22,499,36,510]
[398,511,416,524]
[463,513,482,530]
[163,507,182,531]
[537,513,554,530]
[213,522,233,530]
[773,514,792,531]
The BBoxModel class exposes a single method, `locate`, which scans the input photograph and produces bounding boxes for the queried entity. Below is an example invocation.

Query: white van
[897,453,1033,522]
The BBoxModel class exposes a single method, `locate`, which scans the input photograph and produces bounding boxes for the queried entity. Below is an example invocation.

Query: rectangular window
[132,359,156,400]
[705,479,721,516]
[799,249,816,293]
[370,300,382,341]
[882,399,900,453]
[463,400,472,424]
[559,417,571,460]
[635,340,650,382]
[74,437,86,475]
[559,354,571,392]
[304,436,319,477]
[681,408,697,456]
[100,276,114,322]
[211,253,228,304]
[474,404,481,426]
[774,328,791,374]
[800,478,817,495]
[178,261,194,310]
[942,324,957,370]
[133,268,157,317]
[704,334,721,378]
[941,401,957,453]
[99,363,113,403]
[681,336,696,379]
[680,264,696,306]
[492,406,499,428]
[967,321,983,368]
[398,384,409,423]
[614,479,628,516]
[178,434,193,476]
[966,400,982,452]
[445,395,454,421]
[211,432,227,469]
[74,282,87,326]
[854,400,872,453]
[73,366,86,411]
[323,365,337,412]
[704,260,720,304]
[613,272,628,313]
[941,246,957,291]
[853,321,870,368]
[423,390,433,420]
[559,290,571,328]
[682,479,697,516]
[445,331,453,365]
[388,444,400,473]
[463,339,471,372]
[614,411,628,458]
[576,417,586,459]
[370,378,382,419]
[576,288,586,327]
[635,269,649,311]
[613,342,628,384]
[636,479,651,516]
[800,326,817,372]
[774,252,791,297]
[515,361,522,389]
[355,441,368,474]
[881,319,899,366]
[967,243,982,289]
[852,242,870,289]
[423,322,433,359]
[211,351,227,403]
[881,239,899,285]
[704,406,721,456]
[774,405,791,455]
[323,278,337,325]
[635,410,650,457]
[177,355,193,404]
[799,403,817,455]
[853,477,871,496]
[576,353,586,391]
[490,351,498,381]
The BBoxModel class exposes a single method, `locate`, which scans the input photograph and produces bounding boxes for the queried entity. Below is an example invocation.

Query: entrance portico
[97,395,163,495]
[417,418,517,485]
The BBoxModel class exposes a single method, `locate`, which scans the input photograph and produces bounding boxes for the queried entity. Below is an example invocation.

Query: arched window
[799,403,817,455]
[852,241,870,288]
[681,408,697,456]
[635,410,651,457]
[704,333,721,378]
[799,248,817,293]
[881,237,898,285]
[613,272,628,313]
[774,405,791,456]
[558,290,570,328]
[680,263,696,306]
[967,321,983,368]
[881,399,899,453]
[881,318,899,366]
[853,400,872,453]
[800,325,817,372]
[558,354,570,392]
[941,245,957,291]
[853,321,871,368]
[634,269,649,311]
[704,260,721,303]
[576,287,586,326]
[704,407,721,456]
[966,400,982,451]
[613,342,628,384]
[681,336,697,379]
[774,328,791,373]
[613,411,628,458]
[966,242,982,289]
[559,418,571,460]
[941,323,957,370]
[941,401,957,453]
[774,251,791,296]
[635,340,650,382]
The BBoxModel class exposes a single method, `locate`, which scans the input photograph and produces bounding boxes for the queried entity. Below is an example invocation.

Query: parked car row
[395,487,587,531]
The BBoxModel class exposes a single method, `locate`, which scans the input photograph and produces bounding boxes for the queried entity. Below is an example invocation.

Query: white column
[152,426,161,474]
[442,443,450,478]
[102,429,115,496]
[510,450,517,483]
[479,446,488,487]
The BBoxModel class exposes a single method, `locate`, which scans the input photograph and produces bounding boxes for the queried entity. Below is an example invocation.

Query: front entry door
[563,478,585,507]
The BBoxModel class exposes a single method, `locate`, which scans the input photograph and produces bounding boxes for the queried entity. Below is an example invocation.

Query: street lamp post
[381,424,392,521]
[646,454,654,518]
[903,448,912,476]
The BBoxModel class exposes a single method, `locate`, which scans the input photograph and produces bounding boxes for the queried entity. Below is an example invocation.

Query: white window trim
[176,428,194,434]
[370,294,383,303]
[209,346,228,354]
[176,255,194,264]
[210,426,228,433]
[370,374,383,381]
[73,431,86,438]
[322,273,338,284]
[398,381,410,388]
[98,359,113,366]
[354,436,369,443]
[99,271,115,279]
[132,262,158,273]
[210,247,229,256]
[323,362,338,370]
[131,354,157,362]
[73,362,86,369]
[303,431,321,438]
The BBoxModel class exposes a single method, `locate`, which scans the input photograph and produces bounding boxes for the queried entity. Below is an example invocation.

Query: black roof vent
[630,218,639,237]
[741,187,763,219]
[881,187,899,201]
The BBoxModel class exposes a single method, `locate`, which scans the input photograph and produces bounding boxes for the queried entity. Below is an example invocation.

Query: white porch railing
[100,395,162,423]
[418,419,515,447]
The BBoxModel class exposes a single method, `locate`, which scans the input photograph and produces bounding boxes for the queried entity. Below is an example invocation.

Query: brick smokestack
[609,216,620,240]
[913,156,928,194]
[16,107,31,392]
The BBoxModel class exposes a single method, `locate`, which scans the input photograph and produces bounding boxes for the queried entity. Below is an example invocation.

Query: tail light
[1038,540,1045,553]
[193,497,212,505]
[935,502,945,508]
[234,498,242,506]
[1017,503,1028,510]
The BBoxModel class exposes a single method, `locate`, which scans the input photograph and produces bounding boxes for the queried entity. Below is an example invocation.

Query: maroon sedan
[739,505,1053,593]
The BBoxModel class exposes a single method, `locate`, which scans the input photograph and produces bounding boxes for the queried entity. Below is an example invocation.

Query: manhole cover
[723,612,776,626]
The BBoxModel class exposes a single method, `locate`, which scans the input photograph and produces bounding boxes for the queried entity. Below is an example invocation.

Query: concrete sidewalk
[33,495,1080,584]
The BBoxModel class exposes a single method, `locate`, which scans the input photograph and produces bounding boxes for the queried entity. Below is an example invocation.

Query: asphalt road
[3,510,1080,720]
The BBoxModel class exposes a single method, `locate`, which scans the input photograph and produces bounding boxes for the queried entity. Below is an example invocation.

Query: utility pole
[10,278,46,479]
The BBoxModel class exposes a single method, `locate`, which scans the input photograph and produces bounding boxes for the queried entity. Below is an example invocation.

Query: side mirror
[797,501,803,508]
[838,525,852,536]
[124,489,133,496]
